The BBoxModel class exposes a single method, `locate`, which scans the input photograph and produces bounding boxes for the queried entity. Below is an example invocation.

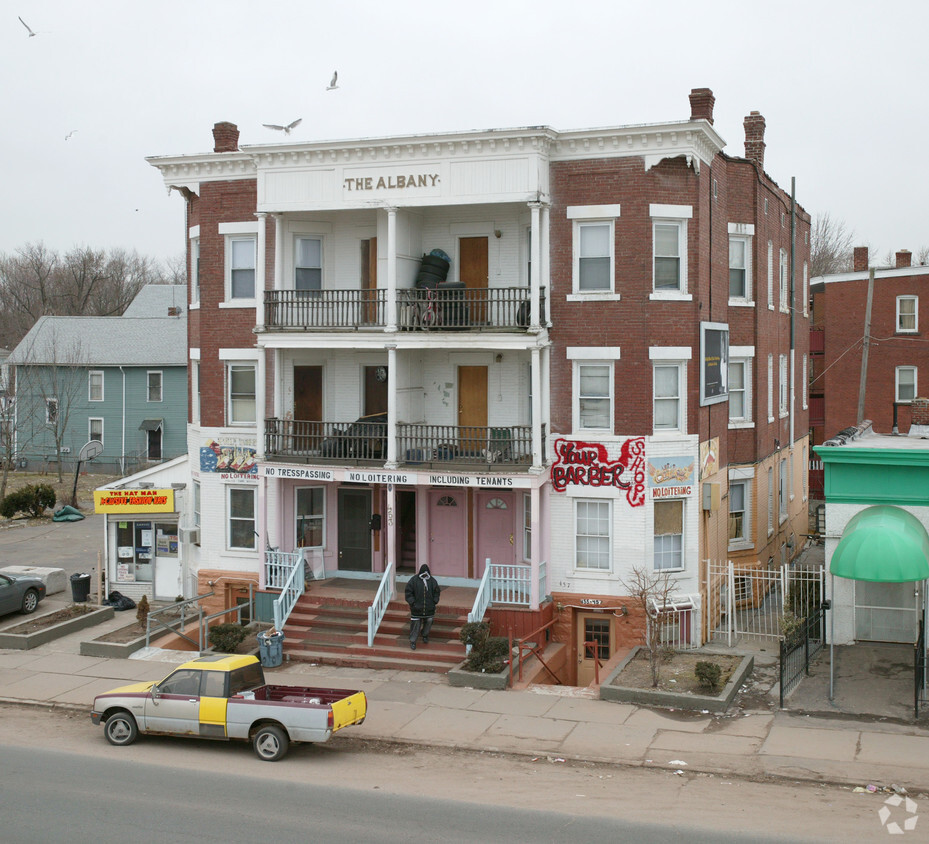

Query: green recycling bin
[258,630,284,668]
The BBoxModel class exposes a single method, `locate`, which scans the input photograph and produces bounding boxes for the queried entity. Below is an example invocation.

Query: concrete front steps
[282,593,471,673]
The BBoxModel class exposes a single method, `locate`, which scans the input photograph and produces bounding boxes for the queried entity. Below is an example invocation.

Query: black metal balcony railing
[266,290,385,329]
[264,287,544,331]
[265,419,543,469]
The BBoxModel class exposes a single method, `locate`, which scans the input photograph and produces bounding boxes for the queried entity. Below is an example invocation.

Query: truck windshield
[229,663,264,696]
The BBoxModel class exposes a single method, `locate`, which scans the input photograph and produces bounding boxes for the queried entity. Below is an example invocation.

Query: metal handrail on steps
[273,549,306,632]
[145,591,214,649]
[367,561,395,647]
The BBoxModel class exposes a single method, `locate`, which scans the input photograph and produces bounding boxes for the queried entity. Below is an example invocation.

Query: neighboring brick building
[148,87,810,683]
[809,248,929,496]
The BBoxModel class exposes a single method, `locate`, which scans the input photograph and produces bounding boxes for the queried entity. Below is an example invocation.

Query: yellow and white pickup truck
[90,654,367,761]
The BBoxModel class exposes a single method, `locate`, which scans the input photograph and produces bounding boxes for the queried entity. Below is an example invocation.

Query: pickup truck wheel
[104,711,138,747]
[253,725,288,762]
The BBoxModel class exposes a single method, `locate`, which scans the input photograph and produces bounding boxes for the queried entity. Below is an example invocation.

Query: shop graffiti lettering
[551,438,646,507]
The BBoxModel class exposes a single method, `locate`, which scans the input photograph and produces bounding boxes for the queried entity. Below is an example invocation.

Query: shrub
[31,484,56,516]
[694,661,722,692]
[136,595,150,626]
[0,490,27,519]
[459,621,510,673]
[0,484,56,518]
[209,622,248,653]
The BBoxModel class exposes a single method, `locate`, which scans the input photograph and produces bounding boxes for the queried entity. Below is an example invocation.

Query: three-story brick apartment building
[149,87,809,679]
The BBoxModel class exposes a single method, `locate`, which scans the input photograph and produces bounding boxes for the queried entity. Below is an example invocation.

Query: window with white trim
[729,236,752,301]
[228,486,256,550]
[89,370,104,402]
[193,481,201,528]
[147,371,163,403]
[296,487,325,548]
[227,236,256,300]
[653,363,684,433]
[295,236,323,292]
[802,355,808,410]
[779,248,789,312]
[729,479,751,546]
[896,366,917,402]
[575,362,612,431]
[779,354,788,417]
[779,459,788,521]
[653,220,686,293]
[767,354,774,422]
[89,417,103,447]
[191,361,200,424]
[767,467,774,534]
[45,398,58,425]
[227,364,257,425]
[575,221,613,292]
[654,499,683,571]
[523,493,531,562]
[767,241,774,310]
[897,296,918,333]
[802,446,808,501]
[575,499,611,571]
[803,261,809,316]
[728,359,752,425]
[191,237,200,305]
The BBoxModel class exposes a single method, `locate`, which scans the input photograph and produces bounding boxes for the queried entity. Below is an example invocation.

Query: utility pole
[857,267,875,424]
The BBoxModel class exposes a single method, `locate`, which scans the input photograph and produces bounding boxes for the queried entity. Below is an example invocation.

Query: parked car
[0,572,46,617]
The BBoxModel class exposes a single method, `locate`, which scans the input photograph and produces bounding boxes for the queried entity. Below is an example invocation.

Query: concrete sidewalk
[2,602,928,794]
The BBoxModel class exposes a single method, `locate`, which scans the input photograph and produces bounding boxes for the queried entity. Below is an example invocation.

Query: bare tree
[620,566,679,687]
[161,253,187,285]
[917,247,929,267]
[810,213,856,277]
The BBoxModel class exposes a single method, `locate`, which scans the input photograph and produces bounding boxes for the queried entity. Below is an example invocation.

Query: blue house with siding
[8,285,187,474]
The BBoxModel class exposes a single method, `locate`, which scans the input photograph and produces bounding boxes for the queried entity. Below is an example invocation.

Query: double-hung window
[650,349,689,434]
[575,499,611,571]
[230,237,256,300]
[897,296,918,333]
[650,205,691,297]
[779,248,789,312]
[228,364,256,425]
[654,499,683,570]
[89,370,104,402]
[296,487,325,548]
[190,233,200,306]
[779,355,788,417]
[228,487,256,550]
[728,353,753,426]
[89,418,103,446]
[45,398,58,425]
[728,225,753,303]
[767,241,774,310]
[728,478,751,546]
[896,366,917,402]
[295,237,323,293]
[577,363,612,431]
[767,354,774,422]
[147,371,163,403]
[568,205,619,296]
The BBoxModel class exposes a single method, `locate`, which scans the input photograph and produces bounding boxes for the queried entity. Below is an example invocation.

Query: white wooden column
[255,212,267,328]
[530,483,541,609]
[273,349,283,418]
[531,346,542,468]
[541,345,550,460]
[386,344,397,467]
[273,214,283,289]
[257,473,268,589]
[386,482,397,597]
[385,207,398,332]
[541,204,551,325]
[256,350,266,459]
[529,202,542,329]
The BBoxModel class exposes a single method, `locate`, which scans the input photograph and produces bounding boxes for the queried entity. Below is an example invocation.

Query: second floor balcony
[264,287,544,333]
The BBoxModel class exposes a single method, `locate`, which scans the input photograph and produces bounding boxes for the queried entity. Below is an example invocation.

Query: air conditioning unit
[179,527,200,545]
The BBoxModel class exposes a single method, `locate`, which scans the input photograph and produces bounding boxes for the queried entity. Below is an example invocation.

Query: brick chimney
[911,397,929,426]
[896,250,912,269]
[743,111,766,169]
[853,246,869,272]
[689,88,715,124]
[212,121,239,153]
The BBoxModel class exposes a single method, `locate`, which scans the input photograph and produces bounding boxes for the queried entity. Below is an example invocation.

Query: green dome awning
[831,505,929,582]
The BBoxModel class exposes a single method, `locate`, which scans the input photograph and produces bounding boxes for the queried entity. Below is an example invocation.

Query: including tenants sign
[93,489,175,514]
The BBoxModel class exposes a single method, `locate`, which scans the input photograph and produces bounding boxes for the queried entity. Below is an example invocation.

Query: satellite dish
[79,440,104,462]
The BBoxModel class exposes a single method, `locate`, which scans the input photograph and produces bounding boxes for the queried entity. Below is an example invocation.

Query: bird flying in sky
[262,119,302,135]
[65,130,77,141]
[327,71,339,90]
[18,16,37,36]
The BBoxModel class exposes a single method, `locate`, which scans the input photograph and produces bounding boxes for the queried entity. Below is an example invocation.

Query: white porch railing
[491,563,532,605]
[265,550,302,590]
[367,562,395,647]
[271,551,305,632]
[539,560,548,603]
[649,594,702,651]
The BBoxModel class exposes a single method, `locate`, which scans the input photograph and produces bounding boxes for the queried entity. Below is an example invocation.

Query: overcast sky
[4,0,926,266]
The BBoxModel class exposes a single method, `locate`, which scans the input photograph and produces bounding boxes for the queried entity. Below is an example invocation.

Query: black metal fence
[779,607,825,707]
[916,619,926,719]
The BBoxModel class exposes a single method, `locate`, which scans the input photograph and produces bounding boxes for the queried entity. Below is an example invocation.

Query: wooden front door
[364,366,388,416]
[428,489,467,577]
[576,612,613,686]
[457,365,487,457]
[460,236,488,324]
[294,366,322,451]
[338,488,372,572]
[361,237,377,324]
[475,492,515,577]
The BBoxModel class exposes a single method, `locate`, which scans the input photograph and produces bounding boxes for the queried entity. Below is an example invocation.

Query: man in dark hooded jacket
[405,564,441,650]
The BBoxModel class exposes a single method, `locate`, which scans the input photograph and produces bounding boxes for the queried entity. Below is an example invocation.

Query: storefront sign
[200,437,257,474]
[647,456,695,498]
[263,466,335,481]
[94,489,175,513]
[347,471,411,485]
[551,438,646,507]
[343,173,440,192]
[219,473,259,484]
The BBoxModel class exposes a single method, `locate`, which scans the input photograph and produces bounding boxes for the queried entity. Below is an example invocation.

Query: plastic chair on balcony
[487,428,512,463]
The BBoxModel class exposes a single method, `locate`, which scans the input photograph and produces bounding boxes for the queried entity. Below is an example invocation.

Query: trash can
[258,630,284,668]
[70,572,92,603]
